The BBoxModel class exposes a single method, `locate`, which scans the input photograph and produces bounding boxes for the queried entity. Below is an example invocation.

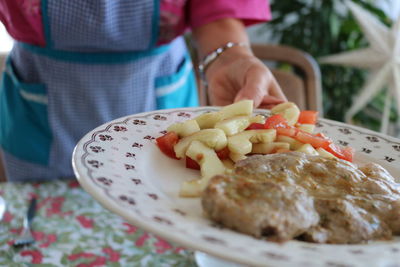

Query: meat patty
[201,152,400,244]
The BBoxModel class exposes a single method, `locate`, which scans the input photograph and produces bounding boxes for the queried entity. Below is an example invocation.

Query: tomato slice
[156,132,180,159]
[276,127,298,137]
[265,114,298,136]
[298,110,318,124]
[185,157,200,170]
[216,146,230,160]
[264,114,289,129]
[341,146,355,162]
[315,132,327,139]
[295,131,332,149]
[326,143,354,162]
[245,123,265,130]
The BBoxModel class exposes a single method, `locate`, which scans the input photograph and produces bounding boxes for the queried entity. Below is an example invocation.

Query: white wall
[0,23,12,53]
[0,23,11,70]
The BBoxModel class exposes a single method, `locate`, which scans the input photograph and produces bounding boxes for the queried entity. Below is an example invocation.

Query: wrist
[198,42,251,84]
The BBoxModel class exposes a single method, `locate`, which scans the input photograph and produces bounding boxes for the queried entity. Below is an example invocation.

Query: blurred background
[248,0,400,136]
[1,0,399,136]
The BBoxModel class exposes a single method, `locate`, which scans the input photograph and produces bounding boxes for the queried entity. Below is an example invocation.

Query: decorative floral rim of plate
[72,107,400,267]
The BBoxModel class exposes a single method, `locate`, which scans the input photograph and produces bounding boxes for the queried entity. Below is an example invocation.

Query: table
[0,180,196,266]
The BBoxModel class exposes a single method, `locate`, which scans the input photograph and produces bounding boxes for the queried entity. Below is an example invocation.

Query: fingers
[268,77,288,102]
[234,68,268,107]
[258,95,285,110]
[235,67,288,108]
[259,78,287,109]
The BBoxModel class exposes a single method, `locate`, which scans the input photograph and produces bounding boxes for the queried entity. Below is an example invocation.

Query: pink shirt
[0,0,45,46]
[0,0,271,48]
[189,0,271,28]
[159,0,271,44]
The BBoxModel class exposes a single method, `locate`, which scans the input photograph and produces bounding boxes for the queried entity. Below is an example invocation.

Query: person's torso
[0,0,198,181]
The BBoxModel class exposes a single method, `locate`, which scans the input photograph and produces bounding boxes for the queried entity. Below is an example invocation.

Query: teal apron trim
[41,0,53,48]
[155,55,192,88]
[156,70,198,110]
[0,59,52,165]
[155,55,199,109]
[18,42,171,64]
[150,0,160,49]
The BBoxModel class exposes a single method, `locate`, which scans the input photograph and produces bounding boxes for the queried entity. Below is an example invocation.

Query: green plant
[264,0,395,131]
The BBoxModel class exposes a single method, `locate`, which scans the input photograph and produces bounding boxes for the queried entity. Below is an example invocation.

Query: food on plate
[227,129,276,155]
[194,99,253,129]
[156,100,355,197]
[154,101,400,244]
[180,140,226,197]
[270,101,300,126]
[167,119,200,137]
[214,115,264,136]
[202,152,400,244]
[173,128,227,159]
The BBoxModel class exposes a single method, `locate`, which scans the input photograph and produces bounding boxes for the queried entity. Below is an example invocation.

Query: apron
[0,0,198,181]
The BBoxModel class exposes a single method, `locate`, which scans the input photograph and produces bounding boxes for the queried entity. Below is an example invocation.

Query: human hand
[204,46,287,109]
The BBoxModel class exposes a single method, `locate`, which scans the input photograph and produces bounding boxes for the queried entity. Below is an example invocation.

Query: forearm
[191,18,252,59]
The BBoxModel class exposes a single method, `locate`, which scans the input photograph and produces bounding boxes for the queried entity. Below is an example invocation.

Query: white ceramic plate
[72,107,400,267]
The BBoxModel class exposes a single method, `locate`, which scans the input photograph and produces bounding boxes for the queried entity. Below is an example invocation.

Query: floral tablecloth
[0,180,196,266]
